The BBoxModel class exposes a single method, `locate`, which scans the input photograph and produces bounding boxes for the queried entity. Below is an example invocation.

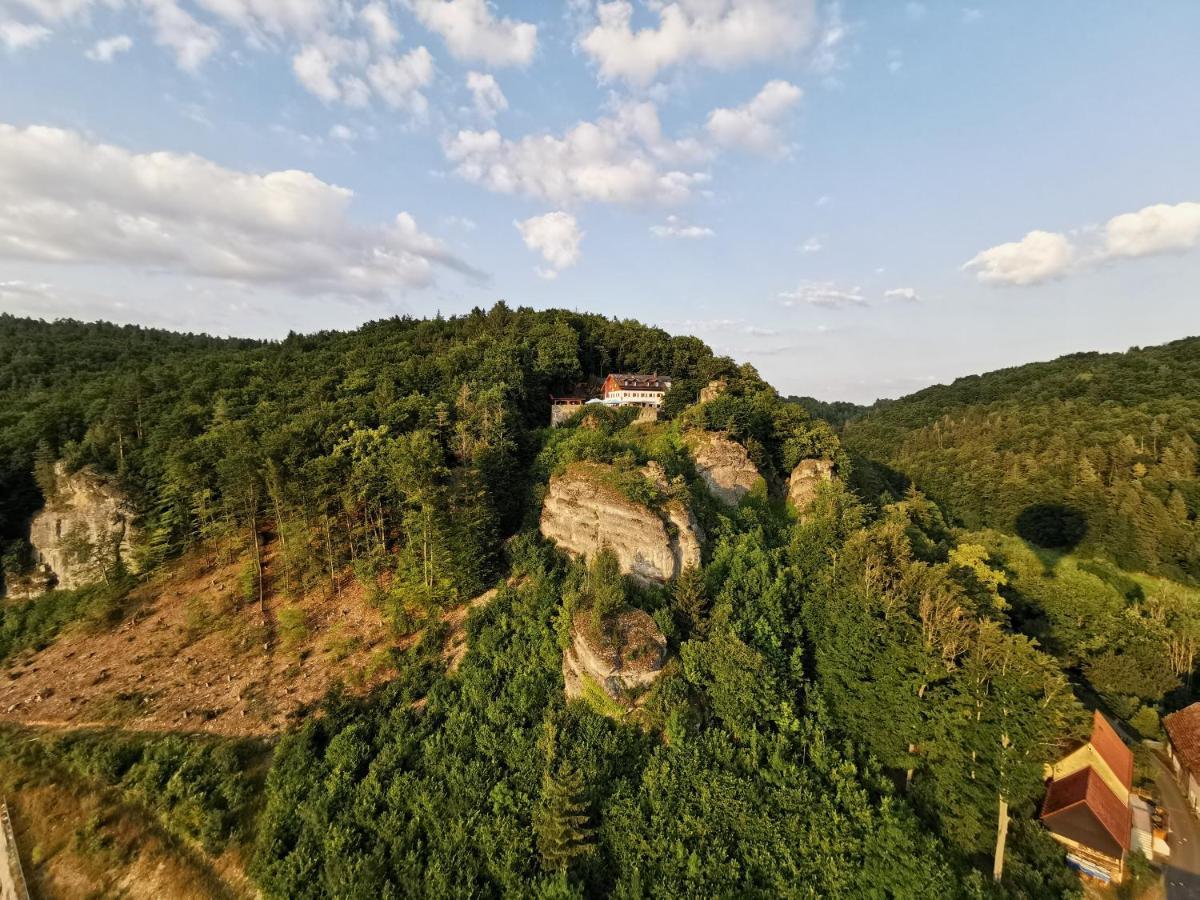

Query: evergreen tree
[534,764,594,873]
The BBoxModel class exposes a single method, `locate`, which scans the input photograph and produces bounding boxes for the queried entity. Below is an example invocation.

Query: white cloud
[810,1,849,77]
[4,0,91,23]
[780,281,866,308]
[515,211,582,278]
[650,215,713,239]
[367,46,434,113]
[407,0,537,67]
[800,235,822,253]
[329,123,356,141]
[466,70,507,121]
[905,2,926,20]
[580,0,817,85]
[963,229,1075,286]
[0,122,477,297]
[1,20,51,50]
[966,201,1200,287]
[1104,201,1200,259]
[961,7,981,23]
[191,0,336,39]
[293,43,342,101]
[359,1,398,46]
[444,99,710,207]
[883,287,919,302]
[706,80,802,156]
[141,0,220,71]
[85,33,133,60]
[815,194,831,207]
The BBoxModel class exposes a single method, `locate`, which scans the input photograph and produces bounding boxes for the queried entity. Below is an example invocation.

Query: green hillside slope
[843,338,1200,581]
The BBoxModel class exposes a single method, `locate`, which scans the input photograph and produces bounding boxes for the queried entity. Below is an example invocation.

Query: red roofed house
[1164,702,1200,815]
[1041,711,1134,884]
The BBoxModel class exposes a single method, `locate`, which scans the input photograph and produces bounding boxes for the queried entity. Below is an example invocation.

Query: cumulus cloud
[329,123,356,141]
[444,99,710,207]
[800,235,822,253]
[141,0,220,71]
[706,79,802,156]
[965,201,1200,287]
[580,0,817,85]
[0,123,478,297]
[292,37,431,113]
[779,280,866,308]
[884,287,919,302]
[650,215,713,239]
[1,20,51,50]
[963,229,1075,286]
[85,33,133,60]
[515,211,582,279]
[466,70,507,121]
[367,46,434,113]
[359,1,399,46]
[1104,201,1200,259]
[407,0,537,67]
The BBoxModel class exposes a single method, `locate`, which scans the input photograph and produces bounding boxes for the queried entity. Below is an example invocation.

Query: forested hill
[842,337,1200,581]
[4,308,1196,898]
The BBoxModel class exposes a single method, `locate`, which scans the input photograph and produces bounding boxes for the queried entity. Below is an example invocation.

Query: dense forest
[840,338,1200,582]
[1,311,1196,898]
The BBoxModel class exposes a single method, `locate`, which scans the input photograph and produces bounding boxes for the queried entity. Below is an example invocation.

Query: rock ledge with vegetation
[686,431,762,506]
[539,462,701,583]
[562,609,667,705]
[27,462,139,592]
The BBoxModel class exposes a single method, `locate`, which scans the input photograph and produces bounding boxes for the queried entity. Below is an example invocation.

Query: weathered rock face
[687,431,762,506]
[698,378,727,404]
[788,459,835,516]
[540,462,702,584]
[563,609,667,705]
[27,463,139,592]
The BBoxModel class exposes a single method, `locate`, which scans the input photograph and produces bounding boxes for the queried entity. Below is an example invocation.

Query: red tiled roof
[1090,710,1133,792]
[1041,766,1131,855]
[1165,702,1200,774]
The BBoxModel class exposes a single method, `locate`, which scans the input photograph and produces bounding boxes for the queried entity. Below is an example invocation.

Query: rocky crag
[562,609,667,706]
[687,431,762,506]
[788,458,835,516]
[540,462,702,584]
[26,462,139,593]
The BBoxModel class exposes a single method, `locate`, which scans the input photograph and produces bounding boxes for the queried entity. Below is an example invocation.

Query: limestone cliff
[540,462,702,583]
[788,458,835,516]
[686,431,762,506]
[562,609,666,705]
[27,463,139,592]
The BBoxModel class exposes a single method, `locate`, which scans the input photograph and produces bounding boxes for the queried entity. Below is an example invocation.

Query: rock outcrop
[27,463,139,592]
[563,609,667,705]
[687,431,762,506]
[540,462,702,583]
[698,378,727,404]
[788,459,835,516]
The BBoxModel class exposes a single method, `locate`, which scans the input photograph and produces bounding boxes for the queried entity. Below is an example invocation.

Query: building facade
[1164,702,1200,815]
[601,373,673,408]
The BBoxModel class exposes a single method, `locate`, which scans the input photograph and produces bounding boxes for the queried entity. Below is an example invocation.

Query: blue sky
[1,1,1199,402]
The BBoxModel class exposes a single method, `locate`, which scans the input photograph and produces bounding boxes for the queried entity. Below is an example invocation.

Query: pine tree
[534,764,594,872]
